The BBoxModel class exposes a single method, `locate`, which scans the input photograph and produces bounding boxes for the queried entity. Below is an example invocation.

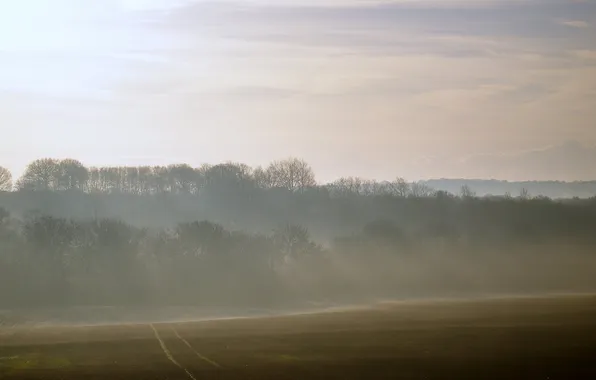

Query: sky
[1,0,595,182]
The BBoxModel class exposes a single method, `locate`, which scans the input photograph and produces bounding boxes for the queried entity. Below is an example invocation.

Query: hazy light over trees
[1,155,596,310]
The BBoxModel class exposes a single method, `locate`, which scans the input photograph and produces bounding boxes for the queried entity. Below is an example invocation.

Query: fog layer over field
[2,158,596,326]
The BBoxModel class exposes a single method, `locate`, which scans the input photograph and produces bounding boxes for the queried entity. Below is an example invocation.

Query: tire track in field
[171,326,222,369]
[149,323,198,380]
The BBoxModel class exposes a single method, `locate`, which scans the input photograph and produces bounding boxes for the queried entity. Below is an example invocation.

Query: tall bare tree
[58,159,89,190]
[409,181,435,197]
[168,164,198,194]
[328,177,365,196]
[0,166,12,191]
[16,158,61,191]
[205,162,253,189]
[460,184,476,199]
[266,158,316,192]
[150,166,169,193]
[391,177,411,197]
[253,166,272,189]
[519,187,531,200]
[87,167,103,193]
[137,166,153,194]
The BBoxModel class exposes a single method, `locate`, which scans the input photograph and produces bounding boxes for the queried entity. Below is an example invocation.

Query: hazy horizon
[1,0,595,182]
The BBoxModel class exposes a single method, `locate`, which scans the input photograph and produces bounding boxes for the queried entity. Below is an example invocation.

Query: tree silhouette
[273,223,319,260]
[410,181,435,197]
[392,177,411,197]
[328,177,365,196]
[519,187,531,200]
[58,159,89,191]
[203,162,254,191]
[266,158,316,192]
[253,166,273,189]
[460,184,476,199]
[167,164,198,194]
[17,158,61,191]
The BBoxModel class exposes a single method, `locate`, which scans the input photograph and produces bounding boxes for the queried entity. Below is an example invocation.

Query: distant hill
[422,179,596,199]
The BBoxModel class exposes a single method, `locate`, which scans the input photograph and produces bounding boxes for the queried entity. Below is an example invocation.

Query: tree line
[1,157,596,241]
[2,209,596,311]
[2,157,596,312]
[2,158,524,202]
[1,158,320,194]
[0,157,437,198]
[3,158,596,199]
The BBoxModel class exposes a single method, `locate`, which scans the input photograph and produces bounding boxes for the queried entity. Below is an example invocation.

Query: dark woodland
[1,158,596,311]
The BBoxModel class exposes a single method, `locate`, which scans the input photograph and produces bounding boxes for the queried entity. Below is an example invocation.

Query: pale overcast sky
[1,0,595,181]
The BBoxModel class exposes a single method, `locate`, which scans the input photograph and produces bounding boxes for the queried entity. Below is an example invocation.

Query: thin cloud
[558,19,590,28]
[572,49,596,60]
[408,141,596,181]
[459,141,596,181]
[2,0,596,181]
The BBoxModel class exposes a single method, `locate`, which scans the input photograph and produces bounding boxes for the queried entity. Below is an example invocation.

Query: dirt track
[2,295,596,379]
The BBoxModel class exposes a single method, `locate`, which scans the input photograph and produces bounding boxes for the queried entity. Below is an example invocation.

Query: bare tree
[328,177,364,196]
[150,166,169,193]
[266,157,316,192]
[16,158,61,191]
[99,167,120,193]
[0,166,12,191]
[329,177,398,197]
[167,164,197,194]
[253,166,273,189]
[409,181,435,197]
[390,177,410,197]
[460,184,476,199]
[272,224,319,266]
[204,162,253,190]
[58,159,89,190]
[519,187,531,200]
[137,166,153,194]
[87,167,103,193]
[364,180,396,196]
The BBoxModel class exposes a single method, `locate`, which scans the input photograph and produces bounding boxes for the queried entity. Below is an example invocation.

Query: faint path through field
[172,326,222,369]
[149,323,197,380]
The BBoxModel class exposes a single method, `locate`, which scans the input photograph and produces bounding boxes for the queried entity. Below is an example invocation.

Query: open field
[2,295,596,379]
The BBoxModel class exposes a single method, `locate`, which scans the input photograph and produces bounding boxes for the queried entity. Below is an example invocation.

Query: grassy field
[1,295,596,379]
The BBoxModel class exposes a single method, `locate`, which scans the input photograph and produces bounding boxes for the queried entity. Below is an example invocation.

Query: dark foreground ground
[2,295,596,379]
